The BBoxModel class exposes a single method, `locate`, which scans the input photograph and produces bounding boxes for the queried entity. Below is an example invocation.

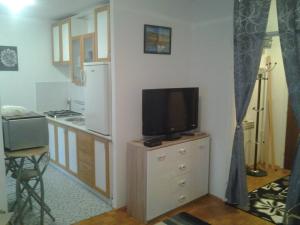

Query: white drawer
[174,192,190,207]
[172,174,191,194]
[147,147,174,178]
[169,139,208,162]
[172,159,191,177]
[148,139,209,178]
[173,143,192,160]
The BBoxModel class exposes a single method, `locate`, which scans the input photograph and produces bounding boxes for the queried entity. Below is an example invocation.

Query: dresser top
[129,132,209,151]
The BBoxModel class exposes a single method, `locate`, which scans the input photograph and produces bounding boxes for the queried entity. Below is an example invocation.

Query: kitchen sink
[64,117,85,125]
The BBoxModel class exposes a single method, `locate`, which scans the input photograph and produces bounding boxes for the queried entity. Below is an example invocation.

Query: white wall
[111,0,235,207]
[263,0,288,168]
[111,0,195,207]
[254,38,288,168]
[267,37,288,168]
[189,0,235,200]
[0,14,69,111]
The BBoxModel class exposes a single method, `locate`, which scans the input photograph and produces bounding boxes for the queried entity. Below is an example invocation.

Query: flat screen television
[142,87,199,139]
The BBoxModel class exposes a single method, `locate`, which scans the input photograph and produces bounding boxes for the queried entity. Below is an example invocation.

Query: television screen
[142,88,199,136]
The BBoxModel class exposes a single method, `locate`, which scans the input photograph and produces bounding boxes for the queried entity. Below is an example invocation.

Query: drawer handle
[157,155,166,161]
[178,195,186,202]
[199,145,205,149]
[178,148,186,154]
[178,180,186,186]
[179,164,186,170]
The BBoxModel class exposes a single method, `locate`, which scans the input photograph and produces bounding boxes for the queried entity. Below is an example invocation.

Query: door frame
[0,98,8,211]
[284,102,300,170]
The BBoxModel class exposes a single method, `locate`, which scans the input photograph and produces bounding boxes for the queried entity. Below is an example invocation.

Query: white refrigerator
[84,62,111,136]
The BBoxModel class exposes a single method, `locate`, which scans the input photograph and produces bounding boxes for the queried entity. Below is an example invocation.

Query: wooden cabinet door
[68,130,78,174]
[189,138,210,199]
[71,37,82,85]
[83,33,95,63]
[57,126,67,167]
[71,33,95,85]
[52,24,61,63]
[48,123,56,161]
[61,19,71,63]
[284,103,300,169]
[95,6,110,61]
[77,131,95,186]
[94,139,109,196]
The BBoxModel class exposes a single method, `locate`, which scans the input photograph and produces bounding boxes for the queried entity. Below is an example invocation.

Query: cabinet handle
[157,155,166,161]
[199,145,205,149]
[178,148,186,154]
[178,195,186,202]
[178,179,186,186]
[179,164,186,170]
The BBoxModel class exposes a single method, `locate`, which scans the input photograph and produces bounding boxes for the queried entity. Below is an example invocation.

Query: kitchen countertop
[46,116,112,141]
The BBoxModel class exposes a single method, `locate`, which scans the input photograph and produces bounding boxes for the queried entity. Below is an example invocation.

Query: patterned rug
[247,176,289,225]
[155,212,210,225]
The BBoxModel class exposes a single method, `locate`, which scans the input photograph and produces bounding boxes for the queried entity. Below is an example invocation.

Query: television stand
[127,133,210,223]
[165,133,181,141]
[181,131,196,136]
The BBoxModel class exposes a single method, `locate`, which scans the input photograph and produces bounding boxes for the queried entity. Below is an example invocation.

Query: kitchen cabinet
[95,5,110,61]
[71,10,95,37]
[71,33,95,85]
[52,18,71,64]
[94,139,110,195]
[77,130,95,186]
[48,123,56,161]
[68,130,78,174]
[47,120,110,198]
[61,19,71,63]
[57,126,67,167]
[52,24,60,63]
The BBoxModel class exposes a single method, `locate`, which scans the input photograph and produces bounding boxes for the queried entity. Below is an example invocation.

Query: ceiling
[0,0,108,20]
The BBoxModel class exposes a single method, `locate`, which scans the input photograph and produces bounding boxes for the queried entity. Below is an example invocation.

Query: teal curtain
[277,0,300,224]
[226,0,271,207]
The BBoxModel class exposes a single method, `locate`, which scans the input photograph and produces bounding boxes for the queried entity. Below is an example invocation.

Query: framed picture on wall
[0,46,18,71]
[144,25,172,55]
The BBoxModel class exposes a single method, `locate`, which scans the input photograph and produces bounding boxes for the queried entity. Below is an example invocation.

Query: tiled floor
[7,165,112,225]
[74,168,290,225]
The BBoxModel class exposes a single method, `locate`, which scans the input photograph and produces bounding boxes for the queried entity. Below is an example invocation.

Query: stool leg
[39,176,45,225]
[28,195,33,210]
[13,158,25,225]
[32,156,45,225]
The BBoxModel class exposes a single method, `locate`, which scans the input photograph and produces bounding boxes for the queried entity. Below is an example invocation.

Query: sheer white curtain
[0,97,8,211]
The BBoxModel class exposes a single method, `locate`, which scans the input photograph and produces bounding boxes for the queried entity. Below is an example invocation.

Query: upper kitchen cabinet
[52,24,60,63]
[52,18,71,64]
[95,6,110,62]
[71,9,95,37]
[72,33,95,85]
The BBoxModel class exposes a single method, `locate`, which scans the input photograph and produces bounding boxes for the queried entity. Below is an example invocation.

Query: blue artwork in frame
[144,25,172,55]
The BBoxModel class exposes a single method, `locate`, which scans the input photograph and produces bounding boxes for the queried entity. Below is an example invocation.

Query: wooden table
[5,147,49,159]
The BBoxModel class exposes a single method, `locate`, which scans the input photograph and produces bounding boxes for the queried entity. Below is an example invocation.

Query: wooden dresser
[127,133,210,223]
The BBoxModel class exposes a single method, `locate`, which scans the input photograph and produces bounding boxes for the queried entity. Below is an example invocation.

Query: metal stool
[11,152,55,225]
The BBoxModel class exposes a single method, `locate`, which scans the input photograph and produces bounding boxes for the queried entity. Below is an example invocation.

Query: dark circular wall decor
[0,46,18,71]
